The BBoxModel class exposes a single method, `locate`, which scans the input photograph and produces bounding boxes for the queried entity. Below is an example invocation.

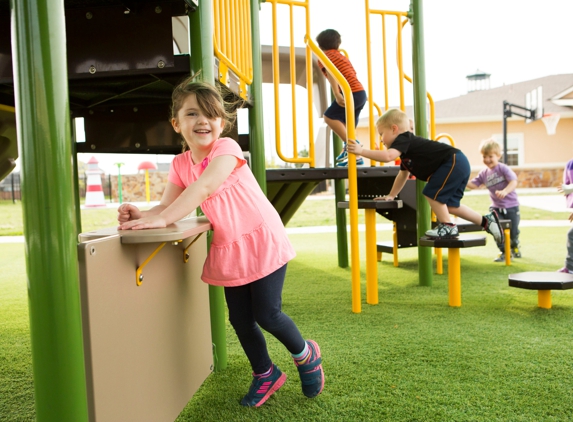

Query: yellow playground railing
[213,0,253,100]
[364,4,409,149]
[306,36,363,313]
[264,0,314,166]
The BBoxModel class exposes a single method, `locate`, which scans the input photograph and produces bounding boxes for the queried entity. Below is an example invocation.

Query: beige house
[355,74,573,187]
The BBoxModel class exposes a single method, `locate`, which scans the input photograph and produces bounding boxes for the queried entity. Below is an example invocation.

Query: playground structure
[138,160,158,202]
[508,271,573,309]
[78,219,212,421]
[0,0,483,420]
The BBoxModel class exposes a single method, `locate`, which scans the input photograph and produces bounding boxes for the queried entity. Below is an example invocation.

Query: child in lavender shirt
[557,159,573,274]
[467,139,521,261]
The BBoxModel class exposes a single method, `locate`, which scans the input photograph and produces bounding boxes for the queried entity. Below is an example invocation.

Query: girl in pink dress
[117,78,323,407]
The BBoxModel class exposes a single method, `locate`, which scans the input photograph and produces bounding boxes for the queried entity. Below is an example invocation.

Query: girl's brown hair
[171,74,239,151]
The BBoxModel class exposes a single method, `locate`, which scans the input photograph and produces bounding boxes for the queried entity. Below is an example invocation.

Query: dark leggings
[224,264,306,374]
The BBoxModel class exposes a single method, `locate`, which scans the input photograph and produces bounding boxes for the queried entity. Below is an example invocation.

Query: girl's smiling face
[171,93,225,155]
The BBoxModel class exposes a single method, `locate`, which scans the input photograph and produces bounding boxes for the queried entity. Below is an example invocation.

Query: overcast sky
[74,0,572,174]
[291,0,573,102]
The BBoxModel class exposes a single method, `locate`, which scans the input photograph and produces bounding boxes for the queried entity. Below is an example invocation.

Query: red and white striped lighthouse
[85,156,106,207]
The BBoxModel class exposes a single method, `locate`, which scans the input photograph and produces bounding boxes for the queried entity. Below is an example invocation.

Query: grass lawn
[1,212,573,420]
[0,191,570,235]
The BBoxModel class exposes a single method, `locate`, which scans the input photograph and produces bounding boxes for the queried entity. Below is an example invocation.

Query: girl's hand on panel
[118,214,167,231]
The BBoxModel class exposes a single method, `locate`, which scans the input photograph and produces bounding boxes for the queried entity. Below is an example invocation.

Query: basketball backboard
[525,86,543,123]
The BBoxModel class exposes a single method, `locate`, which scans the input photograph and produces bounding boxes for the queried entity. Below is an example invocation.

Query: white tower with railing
[84,156,106,208]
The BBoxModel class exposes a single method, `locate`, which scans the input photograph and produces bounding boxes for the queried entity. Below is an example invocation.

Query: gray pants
[566,225,573,271]
[490,206,520,253]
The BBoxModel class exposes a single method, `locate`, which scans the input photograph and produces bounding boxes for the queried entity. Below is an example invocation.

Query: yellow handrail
[213,0,253,100]
[435,133,456,147]
[265,0,314,166]
[306,36,362,313]
[365,5,409,146]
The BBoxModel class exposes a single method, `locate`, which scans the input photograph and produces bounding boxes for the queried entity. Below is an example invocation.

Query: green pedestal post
[249,0,267,191]
[333,132,349,268]
[12,0,89,420]
[189,1,227,371]
[115,163,124,204]
[410,0,433,286]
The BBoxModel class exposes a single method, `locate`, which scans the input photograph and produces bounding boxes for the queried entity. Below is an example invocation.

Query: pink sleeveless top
[168,137,296,287]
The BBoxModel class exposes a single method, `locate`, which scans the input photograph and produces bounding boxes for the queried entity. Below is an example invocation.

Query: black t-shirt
[390,132,460,181]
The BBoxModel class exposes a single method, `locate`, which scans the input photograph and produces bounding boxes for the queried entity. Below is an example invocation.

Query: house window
[492,133,523,166]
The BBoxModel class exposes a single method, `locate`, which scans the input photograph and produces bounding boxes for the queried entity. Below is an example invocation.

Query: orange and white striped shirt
[318,49,364,93]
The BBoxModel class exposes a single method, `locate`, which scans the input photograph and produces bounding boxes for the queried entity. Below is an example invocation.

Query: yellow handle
[135,242,166,286]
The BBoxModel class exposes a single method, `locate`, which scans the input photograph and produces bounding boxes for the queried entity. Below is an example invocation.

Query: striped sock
[292,342,310,365]
[255,366,272,378]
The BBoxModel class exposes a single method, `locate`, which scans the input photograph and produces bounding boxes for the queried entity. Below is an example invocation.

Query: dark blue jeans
[224,264,306,374]
[490,205,520,252]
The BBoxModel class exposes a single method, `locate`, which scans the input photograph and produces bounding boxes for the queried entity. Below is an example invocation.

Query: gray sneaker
[425,223,459,239]
[494,253,510,262]
[483,211,503,244]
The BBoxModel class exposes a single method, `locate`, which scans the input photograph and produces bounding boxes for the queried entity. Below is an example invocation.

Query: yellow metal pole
[302,0,314,167]
[145,170,150,203]
[392,222,398,267]
[448,248,461,307]
[288,4,298,157]
[396,15,405,110]
[504,229,511,265]
[436,247,443,275]
[265,0,310,165]
[538,290,551,309]
[305,37,360,313]
[381,15,388,110]
[364,0,376,150]
[365,209,378,304]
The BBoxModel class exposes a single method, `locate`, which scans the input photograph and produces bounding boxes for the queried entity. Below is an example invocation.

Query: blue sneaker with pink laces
[294,340,324,398]
[240,363,287,407]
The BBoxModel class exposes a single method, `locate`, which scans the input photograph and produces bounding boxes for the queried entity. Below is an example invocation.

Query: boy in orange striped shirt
[316,29,367,167]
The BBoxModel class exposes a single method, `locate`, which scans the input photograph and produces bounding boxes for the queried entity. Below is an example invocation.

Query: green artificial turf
[1,193,570,235]
[2,225,572,421]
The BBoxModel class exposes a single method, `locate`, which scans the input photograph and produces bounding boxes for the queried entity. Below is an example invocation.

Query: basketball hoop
[541,113,560,135]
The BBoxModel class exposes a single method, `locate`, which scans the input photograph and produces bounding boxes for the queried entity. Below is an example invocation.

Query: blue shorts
[423,151,470,207]
[324,90,367,128]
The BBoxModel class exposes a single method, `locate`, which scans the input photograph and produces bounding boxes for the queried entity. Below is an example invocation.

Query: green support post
[189,1,227,371]
[115,162,124,204]
[410,0,433,286]
[11,1,89,420]
[333,132,348,268]
[248,0,267,191]
[71,139,82,236]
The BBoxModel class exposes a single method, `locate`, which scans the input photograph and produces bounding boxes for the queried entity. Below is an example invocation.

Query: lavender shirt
[563,159,573,208]
[470,163,519,208]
